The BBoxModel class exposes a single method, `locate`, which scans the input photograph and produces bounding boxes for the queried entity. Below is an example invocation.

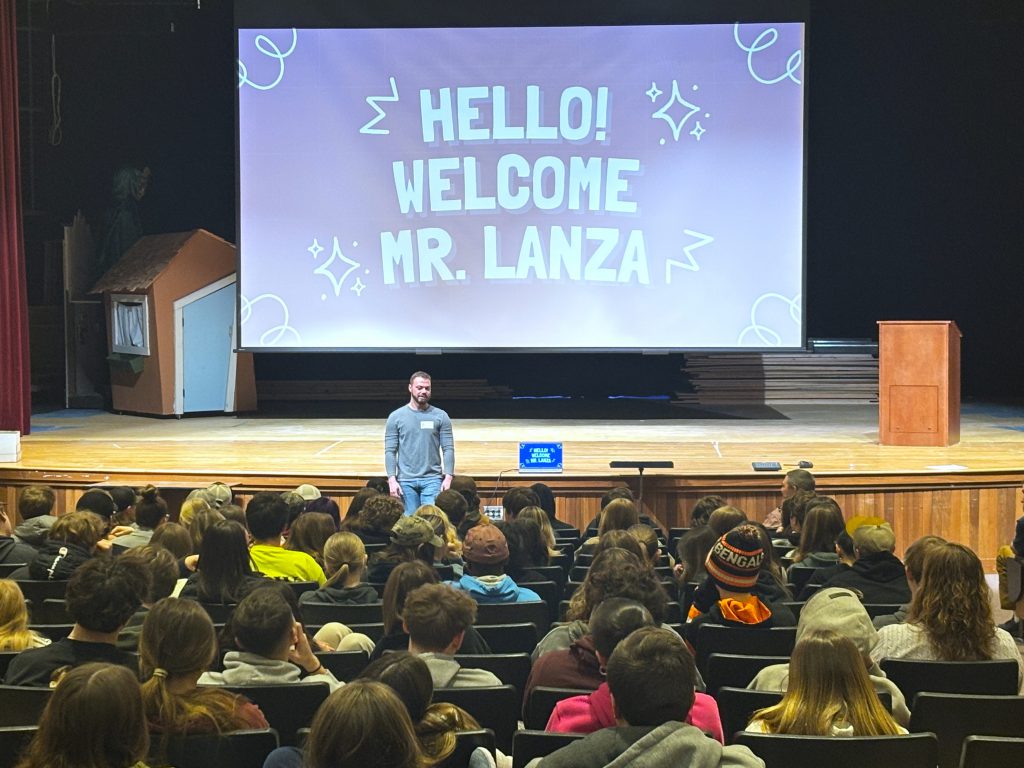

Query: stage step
[676,352,879,405]
[257,378,514,401]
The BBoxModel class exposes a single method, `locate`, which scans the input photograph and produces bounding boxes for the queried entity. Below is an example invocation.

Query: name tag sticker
[420,421,434,429]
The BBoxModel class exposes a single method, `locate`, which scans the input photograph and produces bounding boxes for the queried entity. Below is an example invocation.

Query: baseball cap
[204,482,233,509]
[798,587,878,656]
[463,524,510,564]
[295,484,321,502]
[852,523,896,554]
[391,515,443,548]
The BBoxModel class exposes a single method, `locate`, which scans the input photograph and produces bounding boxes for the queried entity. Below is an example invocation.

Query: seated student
[179,520,264,604]
[534,548,668,661]
[75,488,117,524]
[107,485,138,528]
[447,524,541,604]
[872,541,1024,693]
[245,492,326,585]
[541,598,724,742]
[747,630,907,736]
[4,556,147,686]
[534,627,761,768]
[263,680,427,768]
[372,561,491,660]
[198,586,342,692]
[359,652,486,765]
[818,523,911,604]
[298,531,379,605]
[995,492,1024,635]
[763,468,815,532]
[140,597,268,738]
[403,583,502,689]
[502,486,542,521]
[417,505,465,574]
[12,511,107,581]
[748,587,910,726]
[0,504,38,566]
[15,662,152,768]
[798,530,856,600]
[581,487,666,540]
[284,512,336,569]
[433,489,470,538]
[873,535,946,629]
[366,515,442,584]
[115,545,180,651]
[11,485,57,548]
[577,499,641,558]
[518,506,563,561]
[530,482,579,535]
[348,494,405,547]
[0,580,49,651]
[787,500,845,571]
[683,525,796,653]
[111,486,167,552]
[497,517,550,584]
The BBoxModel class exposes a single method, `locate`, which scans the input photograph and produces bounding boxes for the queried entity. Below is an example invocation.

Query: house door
[182,284,234,412]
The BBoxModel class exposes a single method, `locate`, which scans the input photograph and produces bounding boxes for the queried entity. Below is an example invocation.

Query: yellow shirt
[249,544,326,586]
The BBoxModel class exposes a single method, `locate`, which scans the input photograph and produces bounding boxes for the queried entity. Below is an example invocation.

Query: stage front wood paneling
[2,406,1022,569]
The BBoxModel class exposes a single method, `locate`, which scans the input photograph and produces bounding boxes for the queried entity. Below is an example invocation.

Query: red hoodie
[544,682,725,744]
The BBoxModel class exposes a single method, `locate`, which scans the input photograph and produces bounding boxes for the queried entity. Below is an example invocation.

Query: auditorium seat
[715,687,784,743]
[196,602,236,624]
[523,686,591,730]
[861,603,905,619]
[0,686,52,727]
[284,581,319,599]
[474,600,551,635]
[511,730,583,768]
[13,580,69,604]
[908,692,1024,768]
[0,564,25,579]
[517,581,561,622]
[314,650,370,682]
[299,601,384,626]
[437,729,496,768]
[0,725,36,768]
[959,735,1024,768]
[473,623,539,654]
[217,683,330,746]
[693,625,797,678]
[879,659,1019,706]
[435,685,519,753]
[27,624,73,642]
[151,728,280,768]
[0,652,19,681]
[734,731,938,768]
[29,599,72,625]
[454,654,531,700]
[704,653,791,696]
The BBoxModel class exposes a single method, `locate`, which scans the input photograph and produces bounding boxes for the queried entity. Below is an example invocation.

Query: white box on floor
[0,431,21,462]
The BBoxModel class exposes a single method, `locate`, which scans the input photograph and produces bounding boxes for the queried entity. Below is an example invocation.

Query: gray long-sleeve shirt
[384,404,454,479]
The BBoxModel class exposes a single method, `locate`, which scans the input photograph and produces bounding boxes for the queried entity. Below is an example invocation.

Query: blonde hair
[627,524,661,567]
[416,505,461,558]
[518,506,559,556]
[0,580,45,651]
[179,496,212,527]
[751,630,903,736]
[322,532,367,588]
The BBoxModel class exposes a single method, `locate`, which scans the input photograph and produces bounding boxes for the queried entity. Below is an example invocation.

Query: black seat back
[218,683,330,746]
[152,728,280,768]
[734,731,938,768]
[880,659,1019,706]
[909,692,1024,768]
[435,685,519,753]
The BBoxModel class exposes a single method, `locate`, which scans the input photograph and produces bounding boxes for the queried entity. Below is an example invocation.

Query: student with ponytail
[139,597,268,741]
[299,532,378,605]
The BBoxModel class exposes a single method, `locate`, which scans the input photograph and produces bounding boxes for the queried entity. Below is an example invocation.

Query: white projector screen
[237,22,806,351]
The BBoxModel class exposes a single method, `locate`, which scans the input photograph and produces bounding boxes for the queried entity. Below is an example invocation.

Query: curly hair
[567,548,668,624]
[66,556,148,632]
[908,542,996,660]
[357,496,405,535]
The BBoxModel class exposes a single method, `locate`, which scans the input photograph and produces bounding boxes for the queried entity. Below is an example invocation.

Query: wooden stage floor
[3,401,1022,566]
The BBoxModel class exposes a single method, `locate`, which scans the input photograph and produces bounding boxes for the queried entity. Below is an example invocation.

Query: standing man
[385,371,454,516]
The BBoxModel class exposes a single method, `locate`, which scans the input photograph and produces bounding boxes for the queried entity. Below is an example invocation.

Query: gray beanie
[797,587,878,657]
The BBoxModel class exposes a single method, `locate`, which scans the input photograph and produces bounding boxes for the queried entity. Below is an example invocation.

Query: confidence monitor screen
[237,22,805,351]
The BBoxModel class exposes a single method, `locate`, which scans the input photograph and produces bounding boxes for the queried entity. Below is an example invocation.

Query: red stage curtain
[0,0,31,434]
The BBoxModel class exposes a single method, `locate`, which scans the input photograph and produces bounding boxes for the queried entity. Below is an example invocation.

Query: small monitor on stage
[482,505,504,522]
[519,442,563,473]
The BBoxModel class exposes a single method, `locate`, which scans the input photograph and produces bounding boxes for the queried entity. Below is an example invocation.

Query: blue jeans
[399,476,442,515]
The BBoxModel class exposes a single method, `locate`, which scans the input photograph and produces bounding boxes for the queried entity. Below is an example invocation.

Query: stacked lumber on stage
[257,379,514,401]
[676,352,878,405]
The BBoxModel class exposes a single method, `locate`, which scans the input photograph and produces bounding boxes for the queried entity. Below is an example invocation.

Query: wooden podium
[878,321,961,446]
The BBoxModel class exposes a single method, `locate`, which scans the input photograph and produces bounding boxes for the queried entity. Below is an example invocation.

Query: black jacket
[819,551,911,604]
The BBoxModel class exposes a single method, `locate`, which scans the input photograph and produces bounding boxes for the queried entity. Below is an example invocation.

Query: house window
[110,293,150,356]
